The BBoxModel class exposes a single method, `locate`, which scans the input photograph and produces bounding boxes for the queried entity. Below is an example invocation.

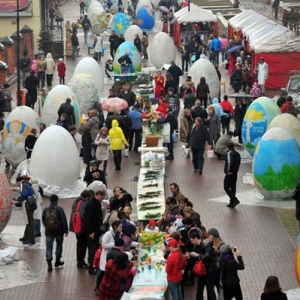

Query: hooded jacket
[109,119,128,150]
[212,98,224,116]
[44,53,55,75]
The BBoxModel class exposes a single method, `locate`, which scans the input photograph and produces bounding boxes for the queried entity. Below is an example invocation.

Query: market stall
[171,5,218,47]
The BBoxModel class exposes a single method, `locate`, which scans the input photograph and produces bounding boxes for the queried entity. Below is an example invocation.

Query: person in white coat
[30,178,43,237]
[94,34,103,62]
[44,53,56,88]
[257,57,268,95]
[96,220,123,290]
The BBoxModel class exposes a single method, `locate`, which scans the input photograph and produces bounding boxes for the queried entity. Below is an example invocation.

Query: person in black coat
[118,82,136,107]
[120,109,132,142]
[118,53,131,73]
[84,160,107,187]
[24,71,38,109]
[105,109,125,131]
[168,61,183,93]
[261,276,288,300]
[42,194,69,272]
[234,99,246,144]
[58,98,76,127]
[109,31,118,59]
[24,128,37,159]
[164,72,176,95]
[186,117,212,174]
[230,65,243,93]
[109,186,133,211]
[56,113,69,130]
[157,106,177,160]
[196,77,210,108]
[224,142,241,208]
[84,189,105,274]
[191,99,208,124]
[219,244,244,300]
[134,34,142,53]
[81,127,94,165]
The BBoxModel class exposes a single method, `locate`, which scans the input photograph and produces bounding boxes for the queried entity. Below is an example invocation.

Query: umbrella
[102,97,128,113]
[159,6,169,13]
[227,44,244,53]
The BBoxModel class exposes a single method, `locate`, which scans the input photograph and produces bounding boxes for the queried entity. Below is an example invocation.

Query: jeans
[121,65,130,74]
[34,219,41,235]
[76,232,88,265]
[23,209,35,242]
[129,128,142,151]
[95,52,102,62]
[46,74,53,87]
[196,273,217,300]
[224,173,238,206]
[80,7,85,15]
[46,235,64,260]
[84,29,89,42]
[168,281,183,300]
[72,45,77,60]
[181,56,188,72]
[37,71,45,88]
[192,148,205,172]
[113,150,122,170]
[110,47,116,59]
[221,48,226,63]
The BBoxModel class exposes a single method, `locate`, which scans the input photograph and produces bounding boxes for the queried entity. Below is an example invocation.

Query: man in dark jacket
[168,61,183,93]
[84,160,107,187]
[186,117,212,174]
[84,188,105,274]
[157,106,177,160]
[224,142,241,208]
[82,14,92,43]
[110,186,133,211]
[69,190,93,268]
[24,128,37,159]
[105,108,125,131]
[189,232,217,300]
[42,194,68,272]
[58,98,76,127]
[109,30,118,58]
[118,82,136,107]
[24,71,38,109]
[191,99,208,123]
[71,31,79,60]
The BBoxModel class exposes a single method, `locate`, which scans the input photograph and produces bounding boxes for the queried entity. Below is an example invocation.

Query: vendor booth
[172,5,218,47]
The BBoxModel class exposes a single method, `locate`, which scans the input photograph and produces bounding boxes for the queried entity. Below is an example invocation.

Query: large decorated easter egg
[30,125,81,189]
[124,25,143,43]
[242,97,281,156]
[253,127,300,199]
[89,6,109,34]
[110,12,130,34]
[67,73,98,114]
[113,41,142,74]
[41,85,81,128]
[2,106,40,167]
[73,57,105,95]
[136,6,155,30]
[150,32,176,69]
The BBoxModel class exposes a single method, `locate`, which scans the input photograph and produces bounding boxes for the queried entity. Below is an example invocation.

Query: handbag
[25,195,37,210]
[192,260,206,276]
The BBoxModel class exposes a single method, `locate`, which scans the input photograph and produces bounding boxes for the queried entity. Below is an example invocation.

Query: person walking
[209,35,221,64]
[220,95,234,134]
[85,109,100,141]
[196,77,210,108]
[230,64,243,93]
[37,55,45,88]
[58,98,76,127]
[85,188,105,275]
[168,61,183,94]
[207,105,220,147]
[109,31,118,59]
[234,99,246,144]
[179,108,193,144]
[57,58,66,84]
[69,190,92,268]
[186,117,212,175]
[24,70,38,109]
[273,0,280,20]
[82,14,92,43]
[24,128,38,159]
[71,31,79,61]
[94,127,110,174]
[219,244,245,300]
[141,31,149,59]
[224,142,241,208]
[79,0,86,15]
[109,119,129,171]
[94,34,103,62]
[261,276,288,300]
[220,35,228,63]
[42,194,68,272]
[44,53,55,88]
[257,57,268,95]
[20,48,31,86]
[128,104,142,152]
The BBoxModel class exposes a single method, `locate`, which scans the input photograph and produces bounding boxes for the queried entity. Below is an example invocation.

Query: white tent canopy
[242,20,278,38]
[229,10,267,30]
[173,4,197,19]
[176,6,217,23]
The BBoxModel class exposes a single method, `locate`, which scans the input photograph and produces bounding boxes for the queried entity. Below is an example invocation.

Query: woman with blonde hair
[94,127,110,174]
[183,207,201,228]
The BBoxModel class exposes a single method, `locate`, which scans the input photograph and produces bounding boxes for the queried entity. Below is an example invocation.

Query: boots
[47,259,53,272]
[54,257,64,268]
[184,271,194,286]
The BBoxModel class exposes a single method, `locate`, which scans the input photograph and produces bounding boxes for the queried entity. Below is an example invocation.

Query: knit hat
[115,237,124,247]
[50,194,58,203]
[220,244,231,254]
[148,219,156,226]
[208,228,220,238]
[167,238,184,247]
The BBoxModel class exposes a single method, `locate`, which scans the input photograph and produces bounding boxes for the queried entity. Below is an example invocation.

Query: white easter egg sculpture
[124,25,143,43]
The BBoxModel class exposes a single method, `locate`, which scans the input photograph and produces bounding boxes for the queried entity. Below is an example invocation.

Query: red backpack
[72,200,83,234]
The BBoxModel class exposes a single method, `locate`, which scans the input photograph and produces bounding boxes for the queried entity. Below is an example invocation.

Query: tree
[38,30,54,55]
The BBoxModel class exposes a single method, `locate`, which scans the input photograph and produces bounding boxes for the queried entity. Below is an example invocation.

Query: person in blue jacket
[209,35,221,64]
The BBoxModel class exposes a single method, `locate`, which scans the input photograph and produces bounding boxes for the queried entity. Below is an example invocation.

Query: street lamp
[16,0,21,106]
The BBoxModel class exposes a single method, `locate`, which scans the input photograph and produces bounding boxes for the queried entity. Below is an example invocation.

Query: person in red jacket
[154,71,165,98]
[156,96,168,117]
[281,96,297,117]
[220,95,234,134]
[57,58,66,85]
[166,239,187,300]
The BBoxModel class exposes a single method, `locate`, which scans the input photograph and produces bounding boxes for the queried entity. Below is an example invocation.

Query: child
[94,127,110,174]
[31,59,38,77]
[57,58,66,85]
[145,219,159,232]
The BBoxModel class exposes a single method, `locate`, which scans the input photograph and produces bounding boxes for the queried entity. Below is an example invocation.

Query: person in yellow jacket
[109,119,129,171]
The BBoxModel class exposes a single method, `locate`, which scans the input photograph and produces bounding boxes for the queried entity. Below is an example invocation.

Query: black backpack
[45,207,60,231]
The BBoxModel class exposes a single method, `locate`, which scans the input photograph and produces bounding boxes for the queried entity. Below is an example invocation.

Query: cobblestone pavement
[0,1,299,299]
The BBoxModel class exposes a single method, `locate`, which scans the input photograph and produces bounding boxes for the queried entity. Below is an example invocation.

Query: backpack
[83,21,90,30]
[72,200,83,234]
[23,181,37,210]
[45,207,60,231]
